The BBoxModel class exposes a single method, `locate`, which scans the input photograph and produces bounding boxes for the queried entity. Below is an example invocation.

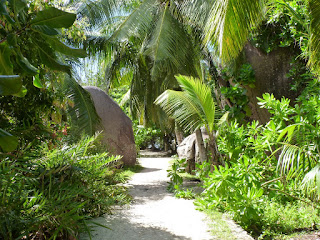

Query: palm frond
[175,75,216,133]
[180,0,213,29]
[204,0,265,64]
[74,0,125,27]
[277,143,303,176]
[155,75,217,133]
[65,76,100,136]
[308,0,320,76]
[120,89,131,107]
[302,164,320,196]
[155,89,203,132]
[110,0,157,42]
[143,5,195,78]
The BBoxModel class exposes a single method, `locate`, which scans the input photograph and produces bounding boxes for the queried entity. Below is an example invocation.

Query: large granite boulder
[84,86,136,166]
[244,44,297,123]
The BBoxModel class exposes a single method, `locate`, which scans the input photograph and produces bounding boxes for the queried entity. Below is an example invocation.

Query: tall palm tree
[72,0,215,127]
[155,75,227,164]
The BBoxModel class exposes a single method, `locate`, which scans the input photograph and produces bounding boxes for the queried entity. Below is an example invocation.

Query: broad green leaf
[17,53,38,75]
[33,39,71,73]
[0,128,18,152]
[42,35,87,58]
[13,85,27,97]
[277,124,299,142]
[31,7,76,28]
[33,75,44,88]
[0,43,13,75]
[7,33,17,47]
[31,25,60,36]
[0,75,22,95]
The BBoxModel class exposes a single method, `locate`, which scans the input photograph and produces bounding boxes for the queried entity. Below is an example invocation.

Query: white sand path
[80,157,253,240]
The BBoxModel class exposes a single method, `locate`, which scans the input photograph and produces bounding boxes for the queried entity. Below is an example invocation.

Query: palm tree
[71,0,216,127]
[155,75,227,165]
[204,0,320,75]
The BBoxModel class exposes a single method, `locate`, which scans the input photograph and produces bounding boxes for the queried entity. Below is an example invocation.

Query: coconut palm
[155,75,227,164]
[204,0,320,75]
[70,0,216,127]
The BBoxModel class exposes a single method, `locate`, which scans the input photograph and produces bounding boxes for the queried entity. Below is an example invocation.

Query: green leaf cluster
[0,134,130,239]
[195,79,320,237]
[0,1,87,152]
[155,75,218,135]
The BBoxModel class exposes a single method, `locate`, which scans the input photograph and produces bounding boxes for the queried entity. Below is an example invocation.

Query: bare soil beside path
[80,157,254,240]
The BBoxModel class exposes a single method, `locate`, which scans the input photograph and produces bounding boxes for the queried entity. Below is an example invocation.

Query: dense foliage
[2,0,320,239]
[167,80,320,238]
[0,1,128,239]
[0,135,130,239]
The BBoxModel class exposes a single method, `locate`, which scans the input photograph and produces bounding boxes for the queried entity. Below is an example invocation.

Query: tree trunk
[175,124,184,146]
[185,139,195,174]
[195,128,207,164]
[208,131,223,166]
[163,134,170,152]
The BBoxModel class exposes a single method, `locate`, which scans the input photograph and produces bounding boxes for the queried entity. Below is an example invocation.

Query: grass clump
[201,208,237,240]
[258,201,320,239]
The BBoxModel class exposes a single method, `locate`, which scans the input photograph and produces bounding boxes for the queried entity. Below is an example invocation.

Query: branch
[0,25,28,44]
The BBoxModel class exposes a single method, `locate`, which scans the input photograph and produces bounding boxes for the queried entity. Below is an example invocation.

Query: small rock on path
[80,157,252,240]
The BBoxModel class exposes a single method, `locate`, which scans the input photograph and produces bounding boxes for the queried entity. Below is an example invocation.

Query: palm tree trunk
[208,131,223,166]
[195,128,207,164]
[175,124,184,146]
[163,133,170,151]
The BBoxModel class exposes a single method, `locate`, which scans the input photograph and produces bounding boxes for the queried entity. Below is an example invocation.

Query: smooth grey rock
[177,130,209,166]
[84,86,136,166]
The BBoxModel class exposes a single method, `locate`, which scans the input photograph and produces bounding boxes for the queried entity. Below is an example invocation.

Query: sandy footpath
[80,157,253,240]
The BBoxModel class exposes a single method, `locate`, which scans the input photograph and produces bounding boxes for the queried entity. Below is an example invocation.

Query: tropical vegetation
[2,0,320,239]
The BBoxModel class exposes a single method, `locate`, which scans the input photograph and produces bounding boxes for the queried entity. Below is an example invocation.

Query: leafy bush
[167,158,198,199]
[0,134,130,240]
[196,158,265,232]
[167,159,184,192]
[133,122,162,150]
[196,82,320,237]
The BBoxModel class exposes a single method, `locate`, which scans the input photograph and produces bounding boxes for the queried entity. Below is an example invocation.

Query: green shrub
[133,122,162,150]
[167,158,184,192]
[0,134,130,240]
[196,157,266,233]
[197,82,320,237]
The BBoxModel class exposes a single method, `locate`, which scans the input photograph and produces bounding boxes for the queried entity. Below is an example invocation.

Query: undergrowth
[0,134,131,240]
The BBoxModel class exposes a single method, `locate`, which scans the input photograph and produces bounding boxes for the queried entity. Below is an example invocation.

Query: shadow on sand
[81,214,191,240]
